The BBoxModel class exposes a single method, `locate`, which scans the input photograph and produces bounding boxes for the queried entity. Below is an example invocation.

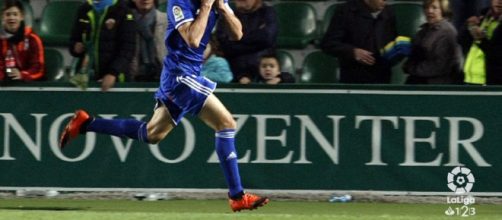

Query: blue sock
[86,118,149,143]
[215,129,244,198]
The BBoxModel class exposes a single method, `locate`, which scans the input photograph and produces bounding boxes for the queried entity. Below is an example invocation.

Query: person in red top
[0,0,44,81]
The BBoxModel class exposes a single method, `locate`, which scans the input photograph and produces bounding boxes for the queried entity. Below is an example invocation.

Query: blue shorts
[154,69,217,125]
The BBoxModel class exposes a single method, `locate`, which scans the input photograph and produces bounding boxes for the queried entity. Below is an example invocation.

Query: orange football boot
[59,109,91,148]
[229,193,269,212]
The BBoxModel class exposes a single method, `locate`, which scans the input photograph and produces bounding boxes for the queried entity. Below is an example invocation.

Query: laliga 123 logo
[447,166,475,194]
[445,167,477,217]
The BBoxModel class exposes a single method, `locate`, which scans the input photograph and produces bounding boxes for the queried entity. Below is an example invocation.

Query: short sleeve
[169,0,195,29]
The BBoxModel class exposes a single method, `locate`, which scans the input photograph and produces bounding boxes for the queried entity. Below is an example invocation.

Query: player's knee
[217,116,236,131]
[146,127,169,144]
[147,133,165,144]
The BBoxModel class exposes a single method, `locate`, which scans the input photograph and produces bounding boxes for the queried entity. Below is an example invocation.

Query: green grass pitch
[0,198,500,220]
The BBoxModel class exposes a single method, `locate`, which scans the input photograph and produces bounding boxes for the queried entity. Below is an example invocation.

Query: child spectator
[216,0,278,84]
[202,38,233,83]
[0,0,44,82]
[257,53,295,84]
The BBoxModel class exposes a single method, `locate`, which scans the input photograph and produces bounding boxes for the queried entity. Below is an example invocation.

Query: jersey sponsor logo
[173,6,184,22]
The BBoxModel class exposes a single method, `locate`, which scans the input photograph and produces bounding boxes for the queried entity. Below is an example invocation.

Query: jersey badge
[173,6,184,22]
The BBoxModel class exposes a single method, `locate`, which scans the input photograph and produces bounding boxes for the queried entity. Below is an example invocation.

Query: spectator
[463,0,501,85]
[474,0,502,84]
[0,0,44,82]
[257,53,295,84]
[69,0,136,91]
[403,0,463,84]
[450,0,491,54]
[202,38,233,83]
[129,0,167,82]
[321,0,397,84]
[216,0,278,84]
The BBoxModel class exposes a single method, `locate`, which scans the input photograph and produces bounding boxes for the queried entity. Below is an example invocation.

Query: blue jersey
[156,0,234,124]
[164,0,231,75]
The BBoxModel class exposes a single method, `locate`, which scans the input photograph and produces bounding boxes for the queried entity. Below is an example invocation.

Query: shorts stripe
[184,76,213,95]
[178,76,212,96]
[186,77,213,95]
[181,78,211,96]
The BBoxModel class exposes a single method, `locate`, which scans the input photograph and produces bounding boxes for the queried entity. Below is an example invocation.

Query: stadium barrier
[0,83,500,195]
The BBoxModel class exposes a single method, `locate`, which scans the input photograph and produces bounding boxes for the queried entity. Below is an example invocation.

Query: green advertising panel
[0,85,500,193]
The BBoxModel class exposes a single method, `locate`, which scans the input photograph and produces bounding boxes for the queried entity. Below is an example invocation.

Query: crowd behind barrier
[0,0,499,86]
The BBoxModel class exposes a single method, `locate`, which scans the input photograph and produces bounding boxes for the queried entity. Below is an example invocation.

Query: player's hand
[353,48,375,66]
[100,74,116,92]
[74,42,85,54]
[201,0,215,9]
[6,68,22,80]
[214,0,226,11]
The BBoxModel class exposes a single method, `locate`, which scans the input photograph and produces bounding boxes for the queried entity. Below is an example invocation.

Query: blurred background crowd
[0,0,500,90]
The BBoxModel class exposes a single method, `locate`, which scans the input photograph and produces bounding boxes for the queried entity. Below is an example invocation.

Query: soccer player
[59,0,269,212]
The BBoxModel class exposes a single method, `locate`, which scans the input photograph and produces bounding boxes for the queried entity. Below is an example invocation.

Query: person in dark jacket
[403,0,463,84]
[216,0,278,84]
[128,0,167,82]
[464,0,502,85]
[321,0,397,84]
[450,0,491,54]
[475,0,502,84]
[69,0,136,91]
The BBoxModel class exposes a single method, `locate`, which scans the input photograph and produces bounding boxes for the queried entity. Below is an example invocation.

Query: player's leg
[59,103,175,148]
[198,94,269,212]
[198,94,241,195]
[145,102,176,144]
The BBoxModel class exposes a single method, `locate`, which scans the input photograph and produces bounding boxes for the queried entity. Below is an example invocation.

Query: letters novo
[0,113,492,167]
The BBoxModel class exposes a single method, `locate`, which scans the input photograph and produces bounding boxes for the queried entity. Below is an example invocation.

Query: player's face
[134,0,155,12]
[492,0,502,15]
[424,0,443,24]
[2,6,23,34]
[259,58,281,80]
[364,0,386,12]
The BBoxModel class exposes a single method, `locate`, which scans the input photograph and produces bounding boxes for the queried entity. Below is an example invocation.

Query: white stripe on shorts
[178,76,212,96]
[184,76,213,95]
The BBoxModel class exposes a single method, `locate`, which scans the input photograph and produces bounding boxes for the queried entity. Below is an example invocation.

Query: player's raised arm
[216,0,242,41]
[177,0,215,48]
